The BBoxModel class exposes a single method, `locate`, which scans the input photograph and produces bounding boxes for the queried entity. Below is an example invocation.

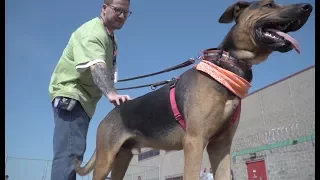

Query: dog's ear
[218,1,251,23]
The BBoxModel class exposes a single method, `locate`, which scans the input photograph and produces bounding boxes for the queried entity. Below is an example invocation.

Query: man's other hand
[107,92,131,106]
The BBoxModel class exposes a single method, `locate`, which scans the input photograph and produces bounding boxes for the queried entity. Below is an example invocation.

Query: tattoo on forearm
[91,63,116,95]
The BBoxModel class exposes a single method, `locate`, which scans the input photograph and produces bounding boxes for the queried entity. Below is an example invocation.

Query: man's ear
[218,1,251,23]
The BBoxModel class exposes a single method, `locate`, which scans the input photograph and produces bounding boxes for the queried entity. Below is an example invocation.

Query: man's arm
[89,62,116,96]
[90,62,131,105]
[73,35,130,105]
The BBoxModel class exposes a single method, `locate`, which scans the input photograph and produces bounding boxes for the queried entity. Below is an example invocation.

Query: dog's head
[219,0,312,65]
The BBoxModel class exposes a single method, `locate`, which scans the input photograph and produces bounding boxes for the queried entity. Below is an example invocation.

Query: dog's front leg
[207,140,232,180]
[207,116,240,180]
[183,134,207,180]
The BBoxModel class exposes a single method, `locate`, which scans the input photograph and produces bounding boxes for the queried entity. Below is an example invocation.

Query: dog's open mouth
[256,20,302,53]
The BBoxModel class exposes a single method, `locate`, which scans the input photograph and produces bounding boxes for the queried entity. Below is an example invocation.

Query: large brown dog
[74,0,312,179]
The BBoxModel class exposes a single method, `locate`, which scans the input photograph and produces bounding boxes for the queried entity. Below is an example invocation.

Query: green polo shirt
[48,17,117,118]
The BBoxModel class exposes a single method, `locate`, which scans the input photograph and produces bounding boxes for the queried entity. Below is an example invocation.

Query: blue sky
[5,0,314,179]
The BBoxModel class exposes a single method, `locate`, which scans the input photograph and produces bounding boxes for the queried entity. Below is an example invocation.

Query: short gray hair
[104,0,130,5]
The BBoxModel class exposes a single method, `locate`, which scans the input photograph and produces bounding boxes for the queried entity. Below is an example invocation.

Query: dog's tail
[74,150,96,176]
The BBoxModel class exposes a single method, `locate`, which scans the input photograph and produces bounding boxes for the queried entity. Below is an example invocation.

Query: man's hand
[90,62,131,106]
[106,92,131,106]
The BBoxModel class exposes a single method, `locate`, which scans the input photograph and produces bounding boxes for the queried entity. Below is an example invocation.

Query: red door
[246,160,267,180]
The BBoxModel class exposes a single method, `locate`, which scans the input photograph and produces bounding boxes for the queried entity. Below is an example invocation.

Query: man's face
[101,0,131,30]
[138,176,141,180]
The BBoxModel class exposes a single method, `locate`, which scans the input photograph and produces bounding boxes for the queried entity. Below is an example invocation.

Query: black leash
[117,58,195,82]
[116,80,172,91]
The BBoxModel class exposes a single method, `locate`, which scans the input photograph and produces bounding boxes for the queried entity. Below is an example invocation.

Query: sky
[5,0,315,179]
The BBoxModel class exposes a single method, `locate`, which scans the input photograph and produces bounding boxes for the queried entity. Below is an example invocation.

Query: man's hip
[51,97,90,180]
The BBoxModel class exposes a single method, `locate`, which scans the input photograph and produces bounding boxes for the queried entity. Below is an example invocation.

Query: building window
[165,176,183,180]
[138,149,160,161]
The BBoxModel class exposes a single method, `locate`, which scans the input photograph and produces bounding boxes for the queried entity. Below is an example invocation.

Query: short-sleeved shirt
[48,17,117,118]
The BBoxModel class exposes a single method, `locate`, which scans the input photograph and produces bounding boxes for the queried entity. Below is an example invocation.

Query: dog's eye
[264,3,274,8]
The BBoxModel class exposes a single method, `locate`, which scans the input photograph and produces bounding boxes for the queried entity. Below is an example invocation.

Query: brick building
[125,66,315,180]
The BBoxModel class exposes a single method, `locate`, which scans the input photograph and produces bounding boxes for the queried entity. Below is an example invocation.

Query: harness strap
[169,84,241,130]
[168,77,186,130]
[168,53,247,131]
[169,79,242,131]
[169,87,186,130]
[228,99,241,127]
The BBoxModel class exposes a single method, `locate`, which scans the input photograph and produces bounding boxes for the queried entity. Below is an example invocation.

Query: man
[231,169,235,180]
[200,168,206,179]
[48,0,132,179]
[201,168,214,180]
[207,168,213,180]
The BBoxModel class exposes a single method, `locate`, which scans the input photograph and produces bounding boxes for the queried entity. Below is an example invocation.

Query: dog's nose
[298,3,312,12]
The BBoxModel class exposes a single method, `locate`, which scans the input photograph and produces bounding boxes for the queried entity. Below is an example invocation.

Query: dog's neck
[202,47,253,83]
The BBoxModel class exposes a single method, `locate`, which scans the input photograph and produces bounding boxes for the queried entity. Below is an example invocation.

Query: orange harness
[169,55,251,130]
[195,60,251,99]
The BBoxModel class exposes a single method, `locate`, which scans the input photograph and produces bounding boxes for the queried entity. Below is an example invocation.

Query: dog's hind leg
[92,148,115,180]
[110,148,133,180]
[92,115,135,180]
[92,135,134,180]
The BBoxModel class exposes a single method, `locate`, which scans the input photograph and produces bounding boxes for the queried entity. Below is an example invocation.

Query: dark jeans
[51,100,90,180]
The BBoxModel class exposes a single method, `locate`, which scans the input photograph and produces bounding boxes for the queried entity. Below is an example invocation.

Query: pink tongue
[266,28,300,54]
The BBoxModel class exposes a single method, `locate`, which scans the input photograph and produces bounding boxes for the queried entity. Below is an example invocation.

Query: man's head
[100,0,131,32]
[137,176,141,180]
[5,175,9,180]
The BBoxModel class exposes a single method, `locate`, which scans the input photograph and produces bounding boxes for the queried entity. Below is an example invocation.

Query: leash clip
[224,51,230,61]
[151,80,172,90]
[217,49,224,59]
[151,85,157,90]
[169,77,179,89]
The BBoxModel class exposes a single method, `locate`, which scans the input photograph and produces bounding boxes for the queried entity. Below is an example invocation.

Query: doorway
[246,159,267,180]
